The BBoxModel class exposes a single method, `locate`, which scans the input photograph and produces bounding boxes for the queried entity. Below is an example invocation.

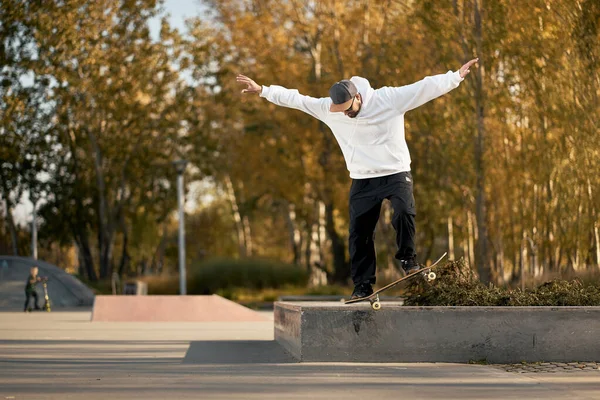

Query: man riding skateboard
[237,58,478,300]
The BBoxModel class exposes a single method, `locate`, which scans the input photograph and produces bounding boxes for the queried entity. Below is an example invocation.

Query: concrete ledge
[274,302,600,363]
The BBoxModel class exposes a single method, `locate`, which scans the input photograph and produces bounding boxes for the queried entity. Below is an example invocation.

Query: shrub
[404,258,600,306]
[141,275,180,295]
[187,257,309,295]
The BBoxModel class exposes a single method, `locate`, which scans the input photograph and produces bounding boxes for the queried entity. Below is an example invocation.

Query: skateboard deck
[344,252,447,310]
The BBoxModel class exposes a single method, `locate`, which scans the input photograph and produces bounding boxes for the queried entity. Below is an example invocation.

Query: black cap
[329,80,358,110]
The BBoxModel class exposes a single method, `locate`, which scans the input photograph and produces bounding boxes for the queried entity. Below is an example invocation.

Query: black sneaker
[400,256,420,275]
[350,282,374,300]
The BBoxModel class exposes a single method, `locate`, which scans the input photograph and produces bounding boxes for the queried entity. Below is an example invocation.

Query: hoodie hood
[349,76,375,108]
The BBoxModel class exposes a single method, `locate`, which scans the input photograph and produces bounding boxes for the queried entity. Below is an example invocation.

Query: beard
[346,106,360,118]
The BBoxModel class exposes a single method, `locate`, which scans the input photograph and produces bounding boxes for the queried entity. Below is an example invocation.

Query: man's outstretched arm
[380,58,479,114]
[236,74,330,121]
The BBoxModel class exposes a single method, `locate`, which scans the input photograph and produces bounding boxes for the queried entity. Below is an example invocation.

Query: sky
[149,0,205,40]
[11,0,207,227]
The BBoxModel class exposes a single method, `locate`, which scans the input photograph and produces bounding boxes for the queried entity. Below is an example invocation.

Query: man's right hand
[236,74,262,94]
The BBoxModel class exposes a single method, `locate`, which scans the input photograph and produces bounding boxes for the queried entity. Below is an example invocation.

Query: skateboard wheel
[427,272,436,281]
[372,301,381,311]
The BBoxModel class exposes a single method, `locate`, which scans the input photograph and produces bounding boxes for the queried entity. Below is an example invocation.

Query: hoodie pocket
[349,143,404,174]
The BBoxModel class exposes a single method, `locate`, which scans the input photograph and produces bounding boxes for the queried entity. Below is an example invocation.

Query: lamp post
[31,194,38,260]
[173,160,188,295]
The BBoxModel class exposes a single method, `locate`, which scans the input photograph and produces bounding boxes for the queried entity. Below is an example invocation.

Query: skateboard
[344,252,447,310]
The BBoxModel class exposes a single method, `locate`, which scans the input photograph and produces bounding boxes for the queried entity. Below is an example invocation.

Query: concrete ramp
[92,295,268,322]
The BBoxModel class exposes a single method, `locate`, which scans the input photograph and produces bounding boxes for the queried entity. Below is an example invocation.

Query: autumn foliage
[1,0,598,287]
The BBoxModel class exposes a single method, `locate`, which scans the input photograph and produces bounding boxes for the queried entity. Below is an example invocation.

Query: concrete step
[274,301,600,363]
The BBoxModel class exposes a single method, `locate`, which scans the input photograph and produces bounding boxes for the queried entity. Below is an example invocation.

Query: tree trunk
[467,209,476,269]
[87,128,112,278]
[61,120,96,280]
[283,201,302,265]
[153,224,168,275]
[242,215,253,257]
[545,179,557,271]
[307,200,327,286]
[374,0,392,83]
[462,239,469,266]
[4,200,19,256]
[361,0,371,71]
[447,216,455,261]
[309,19,347,285]
[303,225,312,272]
[101,234,115,279]
[325,201,350,284]
[76,242,85,277]
[117,213,130,276]
[496,237,505,284]
[594,221,600,270]
[73,226,97,281]
[472,0,491,283]
[570,185,584,271]
[224,175,247,257]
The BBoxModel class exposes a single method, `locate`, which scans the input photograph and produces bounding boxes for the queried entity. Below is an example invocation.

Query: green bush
[77,276,113,295]
[305,285,347,296]
[188,257,309,295]
[404,258,600,306]
[142,275,180,295]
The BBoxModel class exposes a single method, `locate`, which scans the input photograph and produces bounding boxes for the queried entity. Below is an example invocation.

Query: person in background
[24,266,44,312]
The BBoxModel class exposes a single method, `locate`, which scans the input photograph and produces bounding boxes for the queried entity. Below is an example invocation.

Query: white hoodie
[260,70,464,179]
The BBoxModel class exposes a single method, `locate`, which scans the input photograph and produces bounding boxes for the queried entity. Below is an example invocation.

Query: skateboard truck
[369,295,381,311]
[423,269,436,282]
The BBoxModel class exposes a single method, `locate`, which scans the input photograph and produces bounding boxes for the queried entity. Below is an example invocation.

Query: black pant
[24,290,40,310]
[349,171,416,285]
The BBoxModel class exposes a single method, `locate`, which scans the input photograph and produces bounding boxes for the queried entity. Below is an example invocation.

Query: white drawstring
[347,118,360,164]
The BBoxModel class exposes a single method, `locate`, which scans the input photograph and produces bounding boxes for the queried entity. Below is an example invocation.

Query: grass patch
[469,359,489,365]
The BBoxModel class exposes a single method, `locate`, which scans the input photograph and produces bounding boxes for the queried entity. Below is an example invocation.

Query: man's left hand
[459,58,479,78]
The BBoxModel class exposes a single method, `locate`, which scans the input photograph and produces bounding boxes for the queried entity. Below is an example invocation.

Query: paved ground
[1,310,599,399]
[495,362,600,373]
